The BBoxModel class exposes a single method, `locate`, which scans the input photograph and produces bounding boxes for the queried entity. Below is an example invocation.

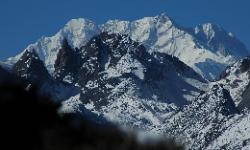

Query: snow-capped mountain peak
[101,14,249,80]
[191,22,249,58]
[3,13,249,80]
[59,18,100,48]
[4,18,100,74]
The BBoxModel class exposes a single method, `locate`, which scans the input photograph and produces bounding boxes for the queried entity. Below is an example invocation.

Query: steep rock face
[216,57,250,109]
[75,32,206,105]
[12,49,51,84]
[53,39,82,83]
[168,57,250,149]
[12,49,80,101]
[240,84,250,109]
[162,84,239,149]
[207,112,250,150]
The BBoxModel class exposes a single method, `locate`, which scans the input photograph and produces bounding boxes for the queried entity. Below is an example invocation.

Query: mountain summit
[101,14,249,80]
[4,13,249,80]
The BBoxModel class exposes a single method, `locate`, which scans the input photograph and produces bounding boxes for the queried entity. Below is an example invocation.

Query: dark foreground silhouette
[0,79,183,150]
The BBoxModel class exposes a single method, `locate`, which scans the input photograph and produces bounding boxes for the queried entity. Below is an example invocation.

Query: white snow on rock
[215,57,250,107]
[207,113,250,150]
[101,13,248,80]
[5,18,100,74]
[60,94,82,113]
[3,13,248,80]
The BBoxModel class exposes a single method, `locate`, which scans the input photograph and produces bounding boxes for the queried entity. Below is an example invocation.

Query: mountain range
[1,13,250,149]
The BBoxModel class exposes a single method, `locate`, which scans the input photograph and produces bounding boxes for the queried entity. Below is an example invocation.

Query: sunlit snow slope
[3,13,249,80]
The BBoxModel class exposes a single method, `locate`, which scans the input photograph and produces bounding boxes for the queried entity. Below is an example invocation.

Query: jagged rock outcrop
[12,49,80,101]
[12,49,51,84]
[54,39,82,83]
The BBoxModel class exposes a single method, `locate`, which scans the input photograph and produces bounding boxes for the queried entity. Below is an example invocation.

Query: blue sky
[0,0,250,60]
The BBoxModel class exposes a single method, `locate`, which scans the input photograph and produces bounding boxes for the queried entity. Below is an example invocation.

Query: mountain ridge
[2,13,249,80]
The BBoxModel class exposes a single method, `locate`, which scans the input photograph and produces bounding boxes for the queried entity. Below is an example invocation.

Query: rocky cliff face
[11,49,80,101]
[12,49,51,84]
[216,57,250,110]
[53,39,82,83]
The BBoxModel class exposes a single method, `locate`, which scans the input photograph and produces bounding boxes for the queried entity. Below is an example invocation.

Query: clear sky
[0,0,250,60]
